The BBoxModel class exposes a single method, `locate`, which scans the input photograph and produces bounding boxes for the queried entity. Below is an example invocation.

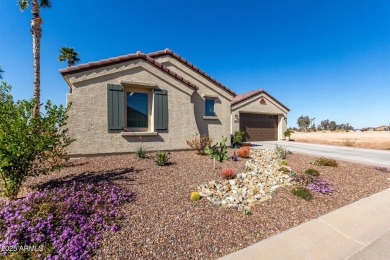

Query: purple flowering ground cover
[307,177,334,195]
[0,181,134,259]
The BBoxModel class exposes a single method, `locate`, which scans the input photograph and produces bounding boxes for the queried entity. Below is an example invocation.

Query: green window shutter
[154,89,168,131]
[107,84,124,131]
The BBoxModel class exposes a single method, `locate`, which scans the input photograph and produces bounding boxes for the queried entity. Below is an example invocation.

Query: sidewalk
[221,188,390,260]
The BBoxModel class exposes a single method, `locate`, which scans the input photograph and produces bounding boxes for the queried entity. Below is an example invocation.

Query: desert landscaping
[1,148,389,259]
[291,131,390,150]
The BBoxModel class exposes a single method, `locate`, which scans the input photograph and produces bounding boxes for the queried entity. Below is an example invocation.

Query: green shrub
[155,151,169,166]
[0,82,74,199]
[275,144,288,159]
[232,130,245,144]
[291,187,313,201]
[305,168,320,176]
[312,157,338,167]
[278,166,290,173]
[281,160,287,165]
[205,136,229,162]
[135,144,147,158]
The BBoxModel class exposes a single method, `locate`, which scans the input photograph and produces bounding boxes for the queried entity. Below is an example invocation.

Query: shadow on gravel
[35,167,141,190]
[65,161,89,168]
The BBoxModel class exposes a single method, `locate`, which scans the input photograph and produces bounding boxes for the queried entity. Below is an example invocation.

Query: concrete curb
[221,188,390,260]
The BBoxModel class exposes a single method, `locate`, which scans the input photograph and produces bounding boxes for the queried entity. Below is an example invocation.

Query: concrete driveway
[251,141,390,167]
[221,141,390,260]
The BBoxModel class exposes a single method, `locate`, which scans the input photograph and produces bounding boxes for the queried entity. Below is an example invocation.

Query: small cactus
[221,168,235,180]
[237,146,250,158]
[190,191,201,201]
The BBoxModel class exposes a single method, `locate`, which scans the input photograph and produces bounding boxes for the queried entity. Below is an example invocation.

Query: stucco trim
[120,80,157,88]
[203,116,219,120]
[202,93,219,98]
[121,132,158,137]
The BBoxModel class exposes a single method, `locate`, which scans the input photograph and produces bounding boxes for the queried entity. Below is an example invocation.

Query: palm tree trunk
[31,0,43,117]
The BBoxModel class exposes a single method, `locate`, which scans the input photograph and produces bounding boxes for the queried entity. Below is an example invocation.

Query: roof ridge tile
[147,49,236,97]
[59,50,199,91]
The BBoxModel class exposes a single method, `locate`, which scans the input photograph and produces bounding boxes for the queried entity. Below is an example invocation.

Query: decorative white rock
[197,149,294,211]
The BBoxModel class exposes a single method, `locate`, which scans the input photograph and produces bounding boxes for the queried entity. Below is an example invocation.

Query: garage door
[239,113,278,141]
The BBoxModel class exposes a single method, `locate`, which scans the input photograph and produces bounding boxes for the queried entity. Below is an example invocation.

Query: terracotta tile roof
[231,89,290,111]
[148,48,237,97]
[59,51,199,91]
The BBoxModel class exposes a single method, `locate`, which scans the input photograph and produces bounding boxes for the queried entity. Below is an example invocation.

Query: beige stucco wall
[65,59,202,155]
[154,55,234,143]
[231,93,288,140]
[64,58,233,155]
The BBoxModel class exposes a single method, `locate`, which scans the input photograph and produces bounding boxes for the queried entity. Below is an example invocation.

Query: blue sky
[1,0,390,128]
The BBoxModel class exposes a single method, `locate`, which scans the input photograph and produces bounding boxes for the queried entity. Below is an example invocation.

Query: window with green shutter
[107,84,168,133]
[107,84,124,131]
[154,89,168,131]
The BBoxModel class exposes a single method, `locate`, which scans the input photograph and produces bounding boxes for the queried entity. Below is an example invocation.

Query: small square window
[205,99,215,116]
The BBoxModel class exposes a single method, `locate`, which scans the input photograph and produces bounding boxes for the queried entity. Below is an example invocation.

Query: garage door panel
[240,113,278,141]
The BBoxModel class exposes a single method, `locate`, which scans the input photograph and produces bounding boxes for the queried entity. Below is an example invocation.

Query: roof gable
[148,49,236,97]
[231,89,290,111]
[59,51,198,91]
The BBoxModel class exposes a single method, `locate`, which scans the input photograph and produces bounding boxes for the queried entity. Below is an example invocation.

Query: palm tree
[58,47,80,93]
[58,47,80,67]
[0,66,3,79]
[18,0,52,117]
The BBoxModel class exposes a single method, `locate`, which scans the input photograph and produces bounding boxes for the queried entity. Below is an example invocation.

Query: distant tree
[310,117,316,128]
[58,47,80,67]
[336,123,345,130]
[317,125,322,131]
[320,119,330,130]
[18,0,52,117]
[297,115,311,131]
[0,66,3,79]
[345,123,354,131]
[329,121,337,131]
[311,124,316,132]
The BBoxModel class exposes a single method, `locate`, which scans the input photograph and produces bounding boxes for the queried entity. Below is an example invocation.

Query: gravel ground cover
[14,149,390,259]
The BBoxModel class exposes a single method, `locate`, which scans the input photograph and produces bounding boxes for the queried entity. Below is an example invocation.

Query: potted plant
[232,130,244,148]
[284,130,291,141]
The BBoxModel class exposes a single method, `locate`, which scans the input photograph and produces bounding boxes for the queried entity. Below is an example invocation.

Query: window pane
[127,92,148,128]
[205,99,215,116]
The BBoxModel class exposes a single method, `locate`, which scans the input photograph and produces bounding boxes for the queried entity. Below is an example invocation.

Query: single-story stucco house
[59,49,289,155]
